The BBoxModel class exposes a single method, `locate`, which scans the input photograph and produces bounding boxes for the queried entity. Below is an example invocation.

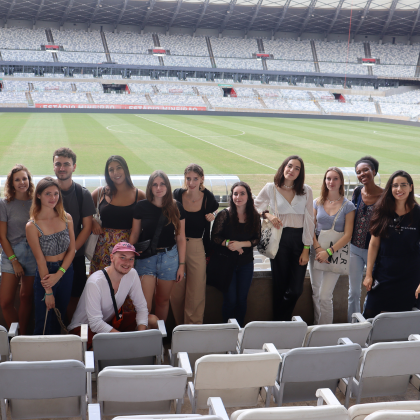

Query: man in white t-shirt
[68,242,149,334]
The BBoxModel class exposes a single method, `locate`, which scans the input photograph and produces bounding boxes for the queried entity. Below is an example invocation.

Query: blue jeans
[348,244,368,322]
[222,261,254,327]
[34,261,74,335]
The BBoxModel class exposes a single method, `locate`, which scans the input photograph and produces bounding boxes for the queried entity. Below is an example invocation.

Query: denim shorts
[135,244,179,281]
[1,241,36,276]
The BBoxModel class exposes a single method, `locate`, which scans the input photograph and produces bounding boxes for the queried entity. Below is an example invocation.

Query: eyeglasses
[391,183,410,189]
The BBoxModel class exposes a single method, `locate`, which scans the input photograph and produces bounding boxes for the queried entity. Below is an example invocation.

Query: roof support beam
[244,0,263,35]
[88,0,103,28]
[141,0,156,30]
[408,4,420,41]
[194,0,209,32]
[166,0,183,30]
[352,0,372,38]
[324,0,344,38]
[298,0,317,37]
[380,0,398,40]
[60,0,75,26]
[33,0,45,25]
[272,0,291,35]
[4,0,16,24]
[114,0,128,30]
[219,0,237,34]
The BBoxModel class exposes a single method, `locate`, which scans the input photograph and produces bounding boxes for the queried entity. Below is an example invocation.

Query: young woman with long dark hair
[171,164,219,325]
[347,156,383,321]
[0,165,35,334]
[309,167,355,325]
[26,177,75,335]
[211,182,261,327]
[129,170,186,325]
[363,171,420,318]
[90,155,145,274]
[254,156,314,321]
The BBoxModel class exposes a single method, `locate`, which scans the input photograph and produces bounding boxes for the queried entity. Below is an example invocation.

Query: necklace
[282,183,294,189]
[327,196,343,204]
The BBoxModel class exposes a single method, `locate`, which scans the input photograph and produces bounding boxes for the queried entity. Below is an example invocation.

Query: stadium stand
[105,31,152,54]
[164,55,212,68]
[1,50,53,62]
[32,81,73,91]
[128,83,154,93]
[91,93,149,105]
[210,36,256,58]
[31,91,90,103]
[2,80,30,91]
[0,27,46,50]
[51,29,103,52]
[156,84,195,95]
[56,52,107,63]
[74,82,103,93]
[112,53,160,66]
[151,95,206,106]
[208,97,264,109]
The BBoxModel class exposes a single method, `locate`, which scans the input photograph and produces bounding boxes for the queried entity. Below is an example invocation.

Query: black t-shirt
[133,200,185,248]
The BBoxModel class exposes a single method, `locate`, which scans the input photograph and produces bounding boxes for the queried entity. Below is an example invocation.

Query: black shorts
[71,255,88,298]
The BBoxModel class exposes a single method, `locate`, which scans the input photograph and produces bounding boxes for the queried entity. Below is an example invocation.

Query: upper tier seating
[159,35,208,57]
[112,53,160,66]
[105,31,152,54]
[164,55,212,68]
[373,65,416,77]
[0,27,46,50]
[210,37,257,59]
[1,50,53,62]
[215,58,262,70]
[371,43,419,65]
[44,73,63,78]
[57,52,107,64]
[73,74,95,78]
[52,29,103,52]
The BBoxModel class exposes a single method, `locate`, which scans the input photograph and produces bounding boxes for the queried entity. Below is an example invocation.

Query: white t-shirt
[68,268,148,334]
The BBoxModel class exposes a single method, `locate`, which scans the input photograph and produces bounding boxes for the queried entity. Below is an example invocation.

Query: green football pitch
[0,112,419,196]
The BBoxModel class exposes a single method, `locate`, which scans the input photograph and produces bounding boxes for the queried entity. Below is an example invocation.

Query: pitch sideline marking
[135,115,277,171]
[106,123,245,138]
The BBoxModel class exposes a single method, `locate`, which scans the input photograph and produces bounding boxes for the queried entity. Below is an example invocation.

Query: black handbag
[206,246,238,293]
[135,213,167,259]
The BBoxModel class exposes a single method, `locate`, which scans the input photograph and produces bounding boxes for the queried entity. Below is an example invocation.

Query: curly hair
[4,164,34,203]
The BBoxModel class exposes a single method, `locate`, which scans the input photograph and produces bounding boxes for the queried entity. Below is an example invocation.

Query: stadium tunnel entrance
[333,93,346,103]
[222,87,237,98]
[103,84,130,94]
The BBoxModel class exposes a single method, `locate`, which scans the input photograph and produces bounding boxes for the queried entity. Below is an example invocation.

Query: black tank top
[99,189,138,230]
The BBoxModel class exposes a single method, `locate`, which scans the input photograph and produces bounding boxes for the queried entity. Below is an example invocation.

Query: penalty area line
[136,115,277,171]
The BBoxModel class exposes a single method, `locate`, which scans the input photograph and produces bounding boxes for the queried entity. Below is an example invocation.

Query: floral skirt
[90,228,131,274]
[90,228,136,312]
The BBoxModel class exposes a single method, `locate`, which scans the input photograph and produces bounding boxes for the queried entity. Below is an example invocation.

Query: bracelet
[331,246,335,254]
[326,248,333,256]
[59,267,66,274]
[179,262,185,265]
[42,292,53,301]
[225,240,230,247]
[8,254,16,261]
[303,245,310,250]
[314,246,321,250]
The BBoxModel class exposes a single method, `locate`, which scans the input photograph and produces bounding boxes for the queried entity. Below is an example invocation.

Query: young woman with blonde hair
[0,164,35,334]
[171,163,219,325]
[26,177,76,335]
[309,167,355,324]
[130,170,186,325]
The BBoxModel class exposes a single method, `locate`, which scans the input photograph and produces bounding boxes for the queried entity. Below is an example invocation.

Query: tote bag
[257,185,283,259]
[314,202,350,275]
[85,188,103,261]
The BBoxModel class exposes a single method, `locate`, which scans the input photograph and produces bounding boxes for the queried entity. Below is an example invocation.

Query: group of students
[0,148,419,336]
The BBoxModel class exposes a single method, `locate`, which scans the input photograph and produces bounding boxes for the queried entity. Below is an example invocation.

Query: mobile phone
[371,280,380,290]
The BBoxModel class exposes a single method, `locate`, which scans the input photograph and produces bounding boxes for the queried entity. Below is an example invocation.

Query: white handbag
[257,185,283,259]
[314,201,350,275]
[84,188,103,261]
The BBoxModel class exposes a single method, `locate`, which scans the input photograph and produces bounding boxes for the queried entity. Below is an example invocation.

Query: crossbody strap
[272,184,278,216]
[150,212,167,254]
[102,268,120,320]
[331,201,347,230]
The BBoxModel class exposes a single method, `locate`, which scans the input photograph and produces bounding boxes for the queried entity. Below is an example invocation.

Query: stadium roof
[1,0,420,38]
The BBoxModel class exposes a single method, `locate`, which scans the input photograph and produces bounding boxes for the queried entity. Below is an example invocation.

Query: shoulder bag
[257,184,283,259]
[314,201,350,275]
[135,212,167,259]
[85,188,103,261]
[102,268,137,331]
